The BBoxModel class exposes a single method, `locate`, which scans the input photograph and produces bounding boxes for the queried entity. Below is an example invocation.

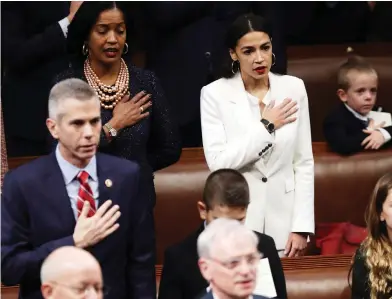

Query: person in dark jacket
[1,1,82,156]
[324,55,392,155]
[55,1,182,209]
[158,169,287,299]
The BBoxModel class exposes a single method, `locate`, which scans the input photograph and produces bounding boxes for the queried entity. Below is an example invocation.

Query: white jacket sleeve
[291,80,315,234]
[201,86,274,171]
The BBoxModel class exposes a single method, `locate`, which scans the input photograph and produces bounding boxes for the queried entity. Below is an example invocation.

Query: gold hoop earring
[231,60,239,75]
[82,44,89,56]
[123,43,129,55]
[272,53,276,66]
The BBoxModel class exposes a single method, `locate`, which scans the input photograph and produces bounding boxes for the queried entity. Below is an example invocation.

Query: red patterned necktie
[76,170,96,217]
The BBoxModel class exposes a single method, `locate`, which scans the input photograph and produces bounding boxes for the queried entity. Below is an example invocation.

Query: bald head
[41,246,100,282]
[41,247,103,299]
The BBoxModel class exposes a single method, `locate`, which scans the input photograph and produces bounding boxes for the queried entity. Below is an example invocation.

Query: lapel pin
[105,179,113,188]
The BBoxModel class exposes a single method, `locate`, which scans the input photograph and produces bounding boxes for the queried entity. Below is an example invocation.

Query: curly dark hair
[66,1,139,66]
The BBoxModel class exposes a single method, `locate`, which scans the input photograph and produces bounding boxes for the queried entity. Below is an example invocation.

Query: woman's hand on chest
[111,91,152,130]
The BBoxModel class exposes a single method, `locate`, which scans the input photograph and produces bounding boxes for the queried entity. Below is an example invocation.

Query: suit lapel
[96,154,114,208]
[227,73,247,104]
[44,153,76,229]
[264,73,293,175]
[225,74,255,129]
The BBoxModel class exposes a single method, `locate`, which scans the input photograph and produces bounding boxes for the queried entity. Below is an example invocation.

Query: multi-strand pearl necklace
[84,58,129,109]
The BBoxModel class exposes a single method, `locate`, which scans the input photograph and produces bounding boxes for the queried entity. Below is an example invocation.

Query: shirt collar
[344,103,369,121]
[55,145,97,185]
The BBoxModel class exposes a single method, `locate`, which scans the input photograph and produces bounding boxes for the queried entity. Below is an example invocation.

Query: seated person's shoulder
[354,245,366,263]
[254,231,277,251]
[255,231,275,243]
[164,230,199,259]
[324,103,347,124]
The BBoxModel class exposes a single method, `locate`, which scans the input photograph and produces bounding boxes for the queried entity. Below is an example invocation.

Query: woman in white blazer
[200,14,314,257]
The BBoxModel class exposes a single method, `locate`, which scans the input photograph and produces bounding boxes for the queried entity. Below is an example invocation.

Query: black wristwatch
[261,118,275,134]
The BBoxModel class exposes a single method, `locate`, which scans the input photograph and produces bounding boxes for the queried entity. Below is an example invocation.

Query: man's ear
[46,118,59,140]
[337,89,348,103]
[197,201,207,221]
[41,283,54,299]
[198,258,212,282]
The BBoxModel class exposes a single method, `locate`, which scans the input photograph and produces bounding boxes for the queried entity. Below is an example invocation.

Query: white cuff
[58,17,70,38]
[377,128,391,143]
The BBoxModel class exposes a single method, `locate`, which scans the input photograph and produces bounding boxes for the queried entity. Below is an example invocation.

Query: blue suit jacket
[1,152,156,299]
[200,292,271,299]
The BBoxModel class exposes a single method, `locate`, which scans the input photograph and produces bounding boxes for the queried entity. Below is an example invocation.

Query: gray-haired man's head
[46,78,101,168]
[197,218,260,299]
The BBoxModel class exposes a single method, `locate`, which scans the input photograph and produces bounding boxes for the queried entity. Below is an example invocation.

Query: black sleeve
[1,3,67,72]
[158,249,183,299]
[260,235,288,299]
[351,248,369,299]
[146,72,182,172]
[323,113,367,155]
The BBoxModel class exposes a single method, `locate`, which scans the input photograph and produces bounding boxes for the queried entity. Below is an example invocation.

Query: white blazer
[200,72,314,250]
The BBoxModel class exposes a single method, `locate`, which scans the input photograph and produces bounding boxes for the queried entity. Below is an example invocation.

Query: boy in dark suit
[158,169,287,299]
[1,79,156,299]
[323,55,392,155]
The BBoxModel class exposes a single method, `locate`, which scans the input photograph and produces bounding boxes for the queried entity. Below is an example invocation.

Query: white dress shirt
[58,17,70,37]
[344,103,391,143]
[55,145,99,219]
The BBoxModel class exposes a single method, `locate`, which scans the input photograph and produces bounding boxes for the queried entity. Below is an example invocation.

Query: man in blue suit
[197,218,274,299]
[1,79,156,299]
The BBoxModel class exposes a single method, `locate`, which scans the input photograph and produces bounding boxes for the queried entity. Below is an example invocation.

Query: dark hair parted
[67,1,137,65]
[337,55,378,91]
[218,13,272,79]
[202,169,250,210]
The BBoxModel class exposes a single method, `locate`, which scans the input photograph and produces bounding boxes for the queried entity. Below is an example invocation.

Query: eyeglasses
[209,252,262,270]
[50,281,110,296]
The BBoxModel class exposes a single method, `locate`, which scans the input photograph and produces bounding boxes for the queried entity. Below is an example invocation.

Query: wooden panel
[1,286,19,299]
[154,253,353,276]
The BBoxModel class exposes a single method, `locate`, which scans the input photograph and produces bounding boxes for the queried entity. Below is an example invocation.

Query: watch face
[268,123,275,131]
[261,119,269,126]
[110,129,117,137]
